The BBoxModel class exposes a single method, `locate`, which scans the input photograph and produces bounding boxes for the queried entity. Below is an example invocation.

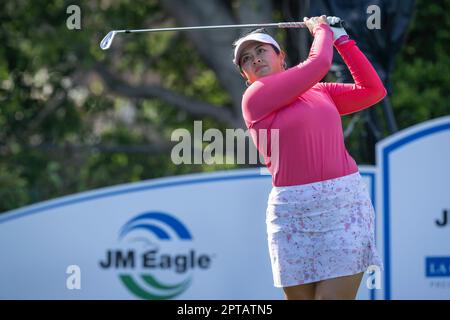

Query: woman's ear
[240,70,252,86]
[280,50,286,68]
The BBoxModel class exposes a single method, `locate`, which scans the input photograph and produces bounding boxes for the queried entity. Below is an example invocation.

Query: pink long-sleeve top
[242,24,387,187]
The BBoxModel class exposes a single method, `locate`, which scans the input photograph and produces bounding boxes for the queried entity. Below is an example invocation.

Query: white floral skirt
[266,171,383,287]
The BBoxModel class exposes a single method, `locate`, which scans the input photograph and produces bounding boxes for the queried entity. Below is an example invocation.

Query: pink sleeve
[242,24,334,127]
[321,39,387,116]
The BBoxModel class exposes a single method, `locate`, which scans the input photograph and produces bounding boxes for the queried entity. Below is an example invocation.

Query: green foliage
[0,0,448,213]
[0,0,236,212]
[0,164,29,210]
[390,0,450,128]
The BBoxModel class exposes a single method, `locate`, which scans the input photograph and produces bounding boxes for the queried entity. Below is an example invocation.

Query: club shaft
[114,22,307,34]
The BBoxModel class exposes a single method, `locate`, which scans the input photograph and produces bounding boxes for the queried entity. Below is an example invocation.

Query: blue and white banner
[0,167,377,300]
[376,116,450,300]
[1,116,450,299]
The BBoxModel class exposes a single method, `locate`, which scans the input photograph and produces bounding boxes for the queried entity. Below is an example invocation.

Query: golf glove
[327,16,348,42]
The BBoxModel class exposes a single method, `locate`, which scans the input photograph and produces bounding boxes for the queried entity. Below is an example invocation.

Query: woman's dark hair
[233,28,280,70]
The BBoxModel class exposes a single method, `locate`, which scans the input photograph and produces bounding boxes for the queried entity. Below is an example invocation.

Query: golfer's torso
[256,84,358,187]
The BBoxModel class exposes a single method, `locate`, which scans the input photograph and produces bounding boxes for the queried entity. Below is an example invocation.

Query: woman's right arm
[242,24,334,127]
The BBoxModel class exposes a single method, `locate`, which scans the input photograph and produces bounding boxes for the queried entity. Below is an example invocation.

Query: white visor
[233,33,281,66]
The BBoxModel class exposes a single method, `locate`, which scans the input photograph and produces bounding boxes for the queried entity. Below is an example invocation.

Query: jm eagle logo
[100,211,213,299]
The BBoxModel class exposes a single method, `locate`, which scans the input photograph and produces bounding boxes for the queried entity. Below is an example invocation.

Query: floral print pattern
[266,172,383,287]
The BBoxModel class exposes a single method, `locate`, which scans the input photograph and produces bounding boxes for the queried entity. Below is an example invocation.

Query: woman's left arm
[321,38,387,115]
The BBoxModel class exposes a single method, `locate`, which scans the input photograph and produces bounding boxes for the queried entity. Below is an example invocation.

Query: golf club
[100,17,344,50]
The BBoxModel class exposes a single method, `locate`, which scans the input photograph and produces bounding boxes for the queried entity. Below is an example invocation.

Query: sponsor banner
[376,116,450,299]
[0,167,377,299]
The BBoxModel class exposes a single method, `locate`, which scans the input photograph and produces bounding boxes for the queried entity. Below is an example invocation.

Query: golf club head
[100,31,116,50]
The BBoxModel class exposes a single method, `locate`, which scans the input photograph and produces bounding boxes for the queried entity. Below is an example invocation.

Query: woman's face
[239,41,285,84]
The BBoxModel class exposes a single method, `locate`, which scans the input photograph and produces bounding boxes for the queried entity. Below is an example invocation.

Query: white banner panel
[0,167,377,300]
[356,166,381,300]
[376,116,450,300]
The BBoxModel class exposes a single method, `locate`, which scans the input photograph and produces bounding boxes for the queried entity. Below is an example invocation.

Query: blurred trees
[0,0,449,212]
[390,1,450,126]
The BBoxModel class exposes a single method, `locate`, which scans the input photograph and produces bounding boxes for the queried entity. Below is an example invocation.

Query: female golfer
[233,15,385,299]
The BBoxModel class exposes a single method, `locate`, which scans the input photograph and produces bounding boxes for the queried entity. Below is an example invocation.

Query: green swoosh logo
[120,274,191,300]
